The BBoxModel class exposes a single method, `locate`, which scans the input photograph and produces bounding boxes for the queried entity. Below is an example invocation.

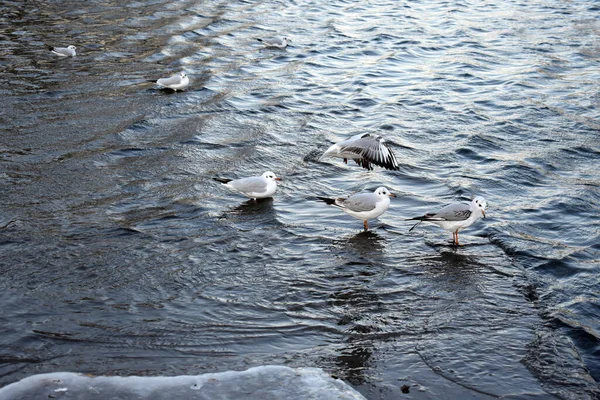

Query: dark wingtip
[213,177,231,184]
[46,44,54,51]
[353,158,373,171]
[316,196,336,205]
[256,38,264,42]
[408,220,422,232]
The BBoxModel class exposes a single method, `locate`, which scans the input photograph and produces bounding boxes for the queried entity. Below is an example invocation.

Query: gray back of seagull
[341,193,378,212]
[157,74,182,86]
[231,176,267,193]
[433,202,472,221]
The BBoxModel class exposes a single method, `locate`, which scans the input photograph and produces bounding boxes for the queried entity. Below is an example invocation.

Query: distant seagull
[321,133,399,171]
[407,196,487,245]
[317,186,396,231]
[47,44,76,57]
[213,171,281,200]
[257,37,289,49]
[154,71,190,91]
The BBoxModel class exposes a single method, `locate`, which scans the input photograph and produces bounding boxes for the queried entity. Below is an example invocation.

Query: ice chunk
[0,365,366,400]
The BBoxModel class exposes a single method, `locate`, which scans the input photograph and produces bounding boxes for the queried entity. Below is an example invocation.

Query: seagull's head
[473,196,487,218]
[68,45,76,50]
[262,171,281,181]
[179,71,187,78]
[375,186,396,198]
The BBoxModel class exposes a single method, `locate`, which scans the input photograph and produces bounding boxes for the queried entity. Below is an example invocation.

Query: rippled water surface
[1,0,599,399]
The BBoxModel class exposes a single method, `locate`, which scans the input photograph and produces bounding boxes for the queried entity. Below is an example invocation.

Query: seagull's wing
[51,47,74,56]
[229,177,268,193]
[338,134,399,170]
[429,202,472,221]
[341,193,379,212]
[157,74,182,87]
[258,37,285,47]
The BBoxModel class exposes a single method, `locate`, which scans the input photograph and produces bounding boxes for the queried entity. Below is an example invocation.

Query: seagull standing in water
[321,133,400,171]
[407,196,487,245]
[317,187,396,231]
[47,44,76,57]
[257,37,290,49]
[213,171,281,200]
[155,71,190,91]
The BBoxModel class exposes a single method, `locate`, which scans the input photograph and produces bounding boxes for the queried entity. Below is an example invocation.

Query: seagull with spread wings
[321,133,399,171]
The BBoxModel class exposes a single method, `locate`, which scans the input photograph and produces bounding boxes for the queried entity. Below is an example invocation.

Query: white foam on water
[0,365,366,400]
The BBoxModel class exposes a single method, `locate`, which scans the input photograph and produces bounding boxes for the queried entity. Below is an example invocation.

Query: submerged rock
[0,365,366,400]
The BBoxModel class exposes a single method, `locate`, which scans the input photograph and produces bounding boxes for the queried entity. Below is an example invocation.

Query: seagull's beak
[389,193,397,197]
[275,177,282,181]
[481,209,486,218]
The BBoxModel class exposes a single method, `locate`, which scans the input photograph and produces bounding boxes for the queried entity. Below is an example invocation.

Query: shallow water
[1,0,599,399]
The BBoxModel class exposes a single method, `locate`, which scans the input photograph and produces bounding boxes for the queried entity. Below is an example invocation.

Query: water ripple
[1,0,599,398]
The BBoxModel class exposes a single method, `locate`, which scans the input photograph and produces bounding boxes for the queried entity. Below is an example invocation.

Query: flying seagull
[321,133,399,171]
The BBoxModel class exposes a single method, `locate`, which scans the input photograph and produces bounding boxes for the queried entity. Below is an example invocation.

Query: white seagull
[321,133,399,171]
[47,44,76,57]
[155,71,190,91]
[213,171,281,199]
[317,186,396,231]
[257,37,290,49]
[407,196,487,245]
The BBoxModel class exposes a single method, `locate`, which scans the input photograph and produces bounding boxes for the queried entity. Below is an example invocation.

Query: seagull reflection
[344,230,387,257]
[218,198,277,224]
[230,197,274,214]
[421,251,486,294]
[337,231,387,264]
[437,250,480,269]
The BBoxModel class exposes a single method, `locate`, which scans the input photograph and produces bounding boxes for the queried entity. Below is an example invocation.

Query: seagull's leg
[343,158,348,164]
[454,231,460,246]
[363,220,369,231]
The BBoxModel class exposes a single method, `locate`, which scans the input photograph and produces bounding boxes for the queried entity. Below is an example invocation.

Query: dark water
[1,0,599,399]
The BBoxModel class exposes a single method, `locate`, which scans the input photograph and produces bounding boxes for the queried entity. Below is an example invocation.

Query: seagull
[321,133,400,171]
[155,71,190,91]
[407,196,487,245]
[47,44,76,57]
[213,171,281,199]
[257,37,289,49]
[317,187,396,231]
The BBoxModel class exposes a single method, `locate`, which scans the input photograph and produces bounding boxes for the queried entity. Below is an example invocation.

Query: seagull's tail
[213,177,232,184]
[408,220,422,232]
[316,196,336,206]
